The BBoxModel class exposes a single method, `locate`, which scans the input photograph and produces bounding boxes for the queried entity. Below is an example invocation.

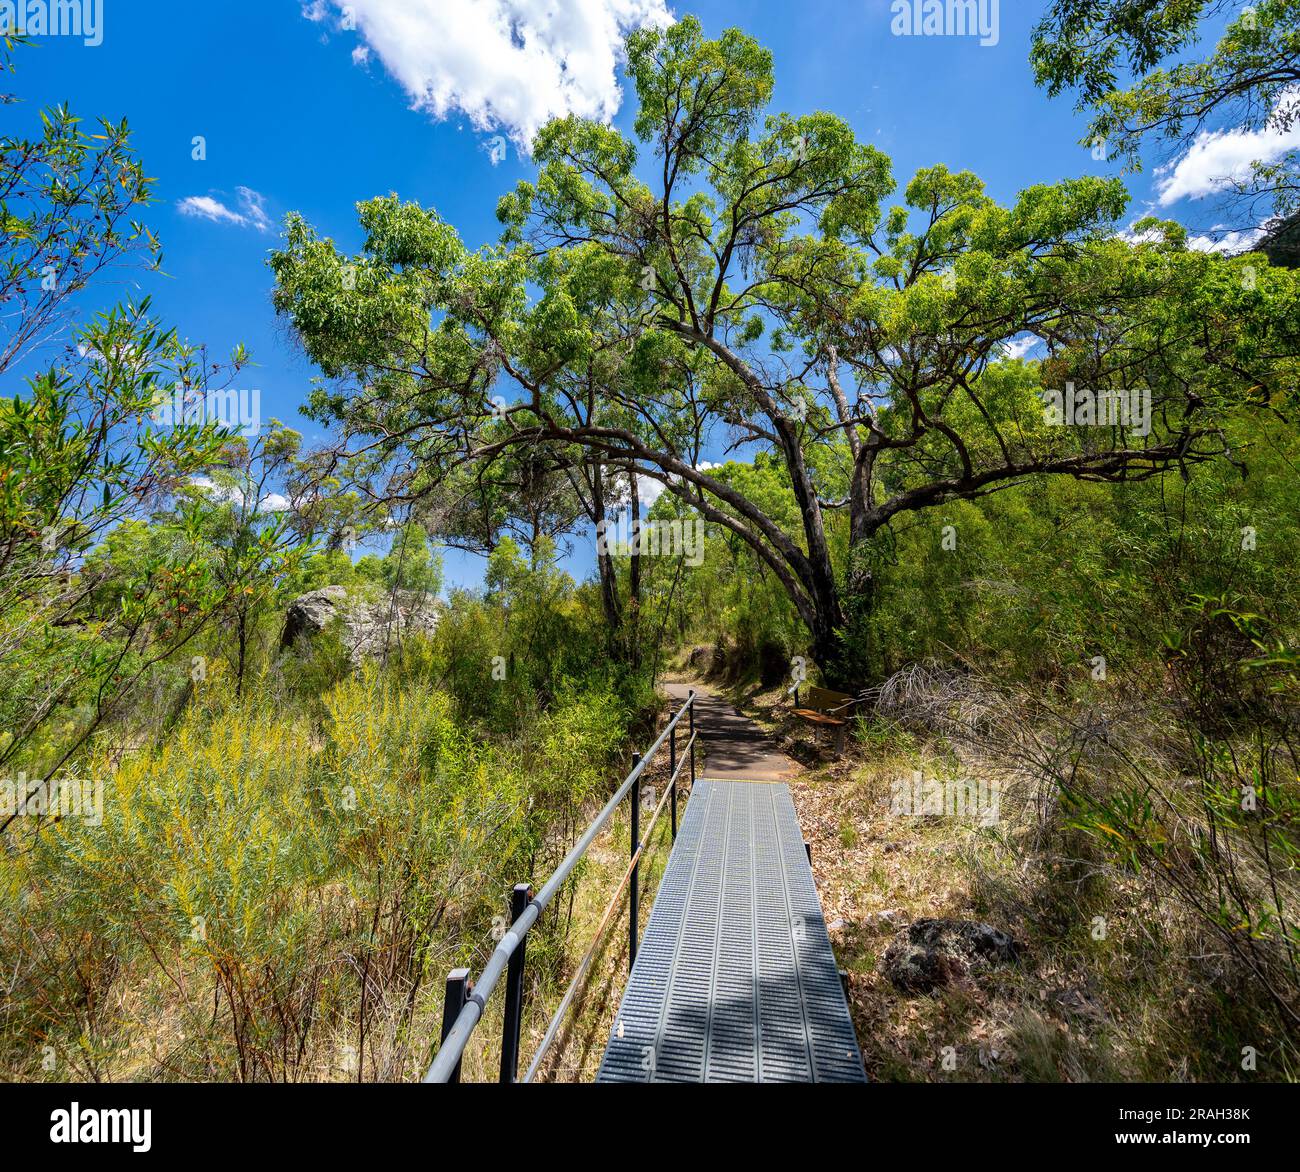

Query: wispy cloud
[177,187,273,232]
[302,0,673,149]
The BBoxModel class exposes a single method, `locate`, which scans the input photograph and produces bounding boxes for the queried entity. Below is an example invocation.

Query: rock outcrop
[280,586,439,666]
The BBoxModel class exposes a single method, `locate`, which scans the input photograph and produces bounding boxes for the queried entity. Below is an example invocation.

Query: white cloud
[177,187,272,232]
[637,474,665,507]
[1156,91,1300,206]
[77,340,147,370]
[638,461,720,508]
[192,478,291,513]
[1187,226,1265,254]
[1117,221,1167,245]
[352,44,371,66]
[1001,335,1042,361]
[304,0,674,148]
[176,195,242,226]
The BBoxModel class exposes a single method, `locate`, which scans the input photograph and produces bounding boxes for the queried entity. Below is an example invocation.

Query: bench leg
[834,724,847,755]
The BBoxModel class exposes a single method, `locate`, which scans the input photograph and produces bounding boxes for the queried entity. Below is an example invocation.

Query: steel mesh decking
[597,780,866,1083]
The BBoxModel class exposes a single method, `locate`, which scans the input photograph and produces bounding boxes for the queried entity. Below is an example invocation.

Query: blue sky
[9,0,1286,590]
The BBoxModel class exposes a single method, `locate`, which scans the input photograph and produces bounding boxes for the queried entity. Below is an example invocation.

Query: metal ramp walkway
[597,778,867,1083]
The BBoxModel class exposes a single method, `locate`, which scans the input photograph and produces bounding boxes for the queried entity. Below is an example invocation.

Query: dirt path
[663,682,799,783]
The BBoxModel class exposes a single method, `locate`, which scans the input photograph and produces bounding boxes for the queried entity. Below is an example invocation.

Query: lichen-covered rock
[881,918,1021,993]
[280,587,439,666]
[280,586,351,648]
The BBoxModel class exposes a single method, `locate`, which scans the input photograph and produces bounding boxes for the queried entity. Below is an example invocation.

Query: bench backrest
[802,686,857,714]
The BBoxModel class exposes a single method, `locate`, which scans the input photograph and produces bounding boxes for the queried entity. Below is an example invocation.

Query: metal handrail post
[629,752,641,968]
[440,970,470,1084]
[499,884,531,1083]
[689,693,696,788]
[669,718,677,841]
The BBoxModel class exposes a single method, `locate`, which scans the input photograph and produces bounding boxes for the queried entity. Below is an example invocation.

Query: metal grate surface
[597,780,866,1083]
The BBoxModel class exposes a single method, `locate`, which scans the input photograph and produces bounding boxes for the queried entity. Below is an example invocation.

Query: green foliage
[0,657,630,1080]
[382,520,442,594]
[0,49,258,779]
[2,10,1299,1087]
[0,86,162,367]
[434,534,630,731]
[293,548,360,592]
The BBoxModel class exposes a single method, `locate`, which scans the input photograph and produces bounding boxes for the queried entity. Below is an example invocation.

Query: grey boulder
[280,586,439,666]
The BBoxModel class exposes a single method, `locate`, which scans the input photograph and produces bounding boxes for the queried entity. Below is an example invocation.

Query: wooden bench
[791,685,860,754]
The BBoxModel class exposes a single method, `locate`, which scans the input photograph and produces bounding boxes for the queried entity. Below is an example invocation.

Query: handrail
[522,730,695,1082]
[425,689,697,1083]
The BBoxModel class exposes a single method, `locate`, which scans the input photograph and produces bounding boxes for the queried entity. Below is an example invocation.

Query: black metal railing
[425,690,697,1084]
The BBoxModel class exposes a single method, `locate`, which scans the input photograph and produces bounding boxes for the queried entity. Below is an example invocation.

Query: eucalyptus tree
[271,16,1299,684]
